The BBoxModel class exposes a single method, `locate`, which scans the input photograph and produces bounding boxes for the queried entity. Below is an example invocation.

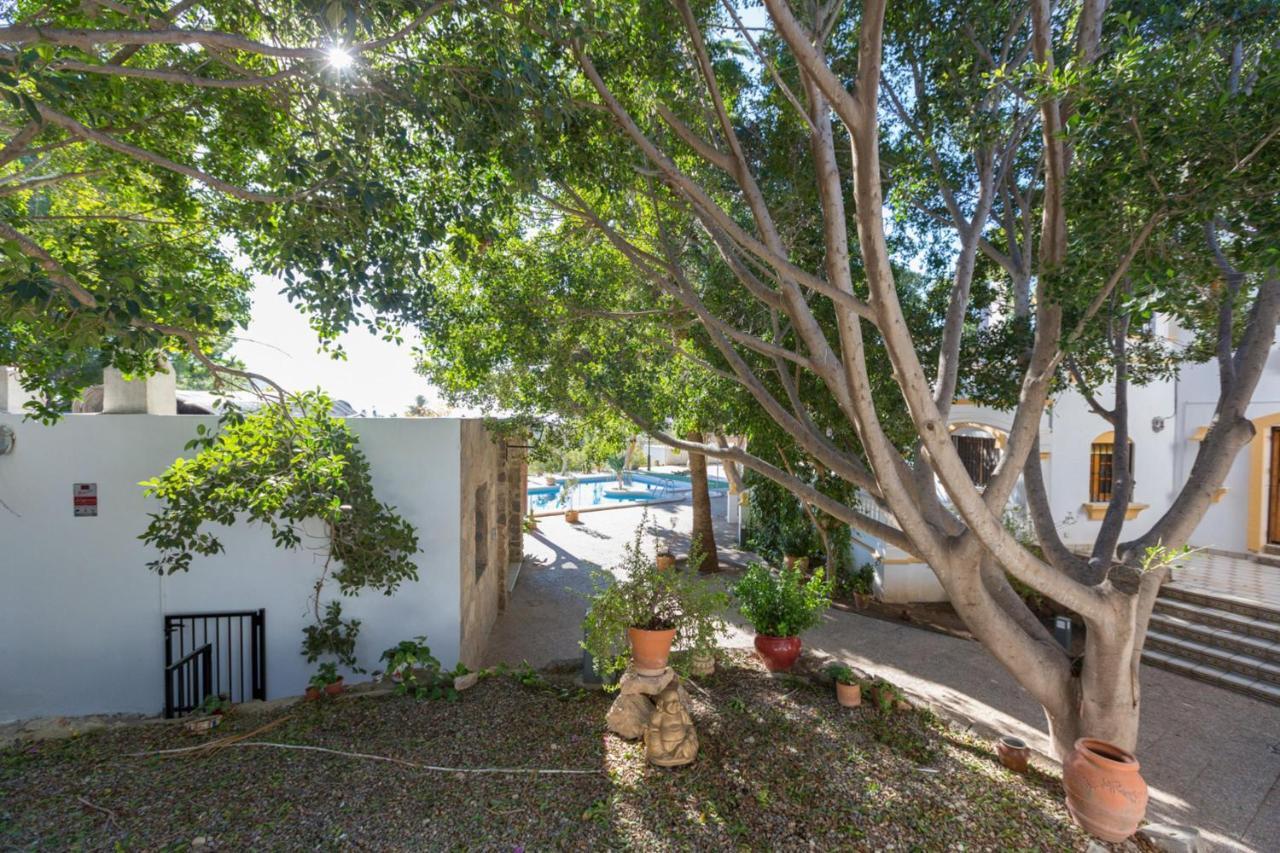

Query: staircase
[1143,585,1280,706]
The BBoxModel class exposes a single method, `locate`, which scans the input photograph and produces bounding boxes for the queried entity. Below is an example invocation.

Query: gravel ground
[1,653,1142,851]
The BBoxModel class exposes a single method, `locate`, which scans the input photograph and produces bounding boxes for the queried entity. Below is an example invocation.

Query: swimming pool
[527,472,728,511]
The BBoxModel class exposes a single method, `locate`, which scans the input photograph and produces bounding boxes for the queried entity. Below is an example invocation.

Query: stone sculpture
[643,683,699,767]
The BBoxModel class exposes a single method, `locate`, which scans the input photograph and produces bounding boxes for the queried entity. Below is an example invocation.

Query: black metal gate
[164,609,266,718]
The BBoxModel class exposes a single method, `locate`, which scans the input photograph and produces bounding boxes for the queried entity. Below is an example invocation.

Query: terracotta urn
[656,553,676,572]
[754,634,802,671]
[996,735,1030,773]
[690,650,715,676]
[324,677,345,697]
[1062,738,1148,842]
[852,592,871,610]
[304,686,322,701]
[628,627,677,675]
[565,509,581,524]
[835,681,862,708]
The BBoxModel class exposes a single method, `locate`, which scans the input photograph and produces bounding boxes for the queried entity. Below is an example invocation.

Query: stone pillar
[0,367,33,414]
[102,360,176,414]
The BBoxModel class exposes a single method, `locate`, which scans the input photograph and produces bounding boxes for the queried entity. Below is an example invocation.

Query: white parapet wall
[0,413,467,722]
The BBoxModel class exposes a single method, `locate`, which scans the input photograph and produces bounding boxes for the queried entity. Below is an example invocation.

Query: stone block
[618,666,677,696]
[454,672,480,692]
[606,693,654,740]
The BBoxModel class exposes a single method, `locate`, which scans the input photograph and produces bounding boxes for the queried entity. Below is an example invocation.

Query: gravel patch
[1,653,1145,850]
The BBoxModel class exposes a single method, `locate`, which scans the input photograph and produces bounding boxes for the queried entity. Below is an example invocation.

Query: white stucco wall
[0,413,463,722]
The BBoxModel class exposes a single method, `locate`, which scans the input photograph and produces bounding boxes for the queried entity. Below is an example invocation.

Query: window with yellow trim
[1089,439,1133,502]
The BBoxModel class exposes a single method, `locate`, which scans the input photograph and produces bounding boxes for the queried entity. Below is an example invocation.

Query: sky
[230,274,445,417]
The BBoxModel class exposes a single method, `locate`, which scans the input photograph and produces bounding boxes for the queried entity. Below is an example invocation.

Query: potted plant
[997,735,1031,773]
[523,511,539,533]
[557,477,581,523]
[733,561,832,671]
[655,549,676,572]
[310,662,344,696]
[379,636,461,700]
[544,473,557,486]
[845,563,876,609]
[582,522,728,681]
[866,677,909,712]
[826,663,862,707]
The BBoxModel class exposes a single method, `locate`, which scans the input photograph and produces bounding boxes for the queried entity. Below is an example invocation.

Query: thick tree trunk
[685,430,720,573]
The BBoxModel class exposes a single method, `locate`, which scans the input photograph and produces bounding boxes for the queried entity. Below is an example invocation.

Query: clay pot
[304,686,322,702]
[628,627,676,675]
[656,553,676,572]
[565,509,581,524]
[544,476,557,486]
[783,555,806,571]
[324,677,345,697]
[1062,738,1148,842]
[690,650,715,677]
[835,681,862,708]
[754,634,802,671]
[852,592,871,610]
[996,735,1030,773]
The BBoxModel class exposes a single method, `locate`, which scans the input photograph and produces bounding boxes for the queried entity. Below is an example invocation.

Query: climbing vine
[140,390,420,669]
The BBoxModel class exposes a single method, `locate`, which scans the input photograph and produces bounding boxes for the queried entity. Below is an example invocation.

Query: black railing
[163,609,265,718]
[165,643,213,718]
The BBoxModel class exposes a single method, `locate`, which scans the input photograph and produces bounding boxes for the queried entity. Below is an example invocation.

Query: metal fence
[163,609,265,718]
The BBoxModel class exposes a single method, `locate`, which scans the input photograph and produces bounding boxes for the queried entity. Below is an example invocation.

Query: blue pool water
[527,472,728,510]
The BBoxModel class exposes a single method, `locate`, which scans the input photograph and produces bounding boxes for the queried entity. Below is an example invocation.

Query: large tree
[413,0,1279,758]
[4,0,1277,760]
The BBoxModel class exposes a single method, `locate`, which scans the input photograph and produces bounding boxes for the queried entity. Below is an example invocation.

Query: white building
[0,367,525,722]
[858,319,1280,603]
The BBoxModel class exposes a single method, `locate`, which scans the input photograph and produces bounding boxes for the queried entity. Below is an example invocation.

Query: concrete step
[1148,612,1280,663]
[1142,649,1280,705]
[1159,585,1280,624]
[1146,629,1280,685]
[1152,597,1280,642]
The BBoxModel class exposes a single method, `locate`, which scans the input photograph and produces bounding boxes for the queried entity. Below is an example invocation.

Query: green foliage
[140,390,419,670]
[302,601,362,670]
[379,636,463,701]
[826,663,857,686]
[309,662,342,689]
[836,563,876,598]
[744,471,852,573]
[581,520,729,682]
[197,694,231,716]
[733,563,833,638]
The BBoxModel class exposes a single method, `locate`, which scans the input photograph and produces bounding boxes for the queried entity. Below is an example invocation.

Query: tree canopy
[3,0,1277,758]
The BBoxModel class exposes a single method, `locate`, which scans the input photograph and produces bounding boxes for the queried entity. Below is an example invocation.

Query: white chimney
[102,359,177,414]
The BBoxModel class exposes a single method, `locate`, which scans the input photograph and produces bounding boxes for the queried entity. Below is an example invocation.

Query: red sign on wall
[73,483,97,518]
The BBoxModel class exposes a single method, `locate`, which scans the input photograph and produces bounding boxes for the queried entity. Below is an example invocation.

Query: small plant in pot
[826,663,862,707]
[310,662,344,697]
[582,523,727,682]
[655,549,676,572]
[842,563,876,609]
[557,477,581,523]
[379,636,461,701]
[733,561,832,672]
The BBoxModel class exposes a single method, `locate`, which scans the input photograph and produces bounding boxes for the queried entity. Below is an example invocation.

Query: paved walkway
[484,503,1280,851]
[1171,550,1280,610]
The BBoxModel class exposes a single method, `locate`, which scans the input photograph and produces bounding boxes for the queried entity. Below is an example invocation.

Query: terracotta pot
[754,634,802,671]
[544,476,557,486]
[1062,738,1148,842]
[324,677,345,697]
[656,553,676,572]
[628,627,676,675]
[565,509,581,524]
[690,650,715,677]
[835,681,862,708]
[852,592,871,610]
[997,735,1030,773]
[783,555,806,571]
[304,686,322,702]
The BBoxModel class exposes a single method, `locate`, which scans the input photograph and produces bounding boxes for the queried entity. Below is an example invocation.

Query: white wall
[0,413,463,722]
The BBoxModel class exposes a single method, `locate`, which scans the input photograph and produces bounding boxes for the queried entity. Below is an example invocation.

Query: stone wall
[457,420,510,668]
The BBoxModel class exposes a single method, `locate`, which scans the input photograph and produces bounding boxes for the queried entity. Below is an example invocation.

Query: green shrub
[379,636,465,701]
[733,562,832,637]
